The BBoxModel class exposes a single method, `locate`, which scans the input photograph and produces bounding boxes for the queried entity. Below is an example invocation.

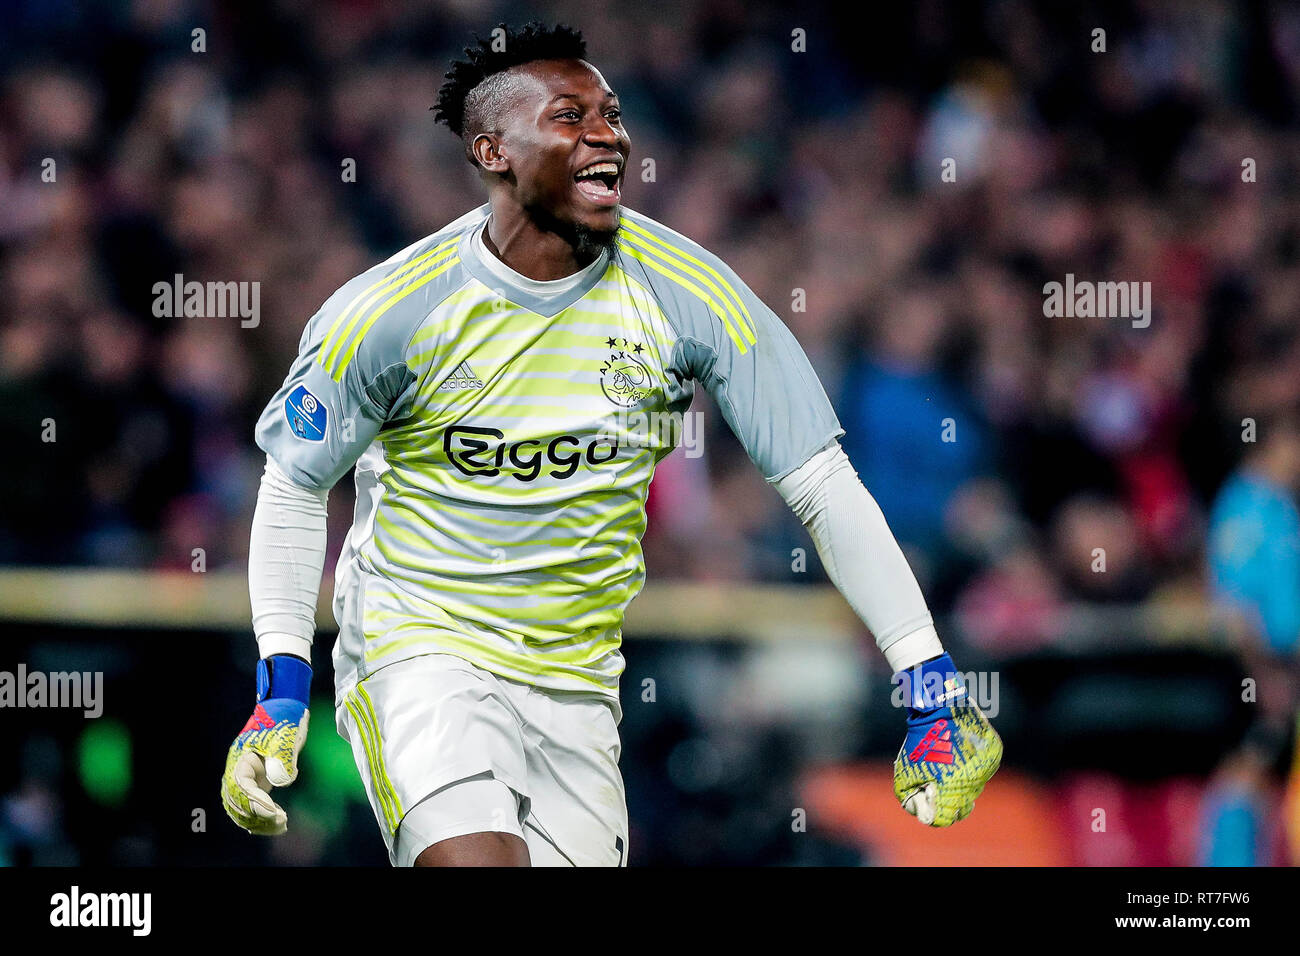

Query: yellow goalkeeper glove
[892,653,1003,826]
[221,654,311,835]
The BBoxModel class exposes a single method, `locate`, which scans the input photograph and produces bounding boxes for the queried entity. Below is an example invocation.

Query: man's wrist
[256,654,312,706]
[894,652,967,713]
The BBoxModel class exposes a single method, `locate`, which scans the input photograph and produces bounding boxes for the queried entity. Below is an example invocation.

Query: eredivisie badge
[285,384,327,441]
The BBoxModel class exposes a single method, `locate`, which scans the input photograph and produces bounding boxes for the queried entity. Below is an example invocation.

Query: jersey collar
[457,216,612,318]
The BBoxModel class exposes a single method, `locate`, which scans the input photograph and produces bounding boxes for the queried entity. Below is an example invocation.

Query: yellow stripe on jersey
[345,689,403,833]
[362,632,617,692]
[355,683,403,828]
[616,216,757,350]
[618,215,756,338]
[406,288,499,358]
[332,255,461,382]
[318,236,461,381]
[615,238,751,354]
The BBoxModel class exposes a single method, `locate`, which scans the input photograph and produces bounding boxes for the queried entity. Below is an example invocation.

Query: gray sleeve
[255,284,419,492]
[670,257,844,481]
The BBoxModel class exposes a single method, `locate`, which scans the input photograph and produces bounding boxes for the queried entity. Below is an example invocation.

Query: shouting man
[221,21,1002,866]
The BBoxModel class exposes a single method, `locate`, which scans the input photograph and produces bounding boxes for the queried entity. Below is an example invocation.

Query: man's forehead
[510,59,615,102]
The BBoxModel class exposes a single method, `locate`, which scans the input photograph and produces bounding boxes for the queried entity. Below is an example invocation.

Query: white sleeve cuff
[256,632,316,662]
[881,624,945,673]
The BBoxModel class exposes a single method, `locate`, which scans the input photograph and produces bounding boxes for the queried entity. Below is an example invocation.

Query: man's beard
[572,221,621,261]
[531,205,621,263]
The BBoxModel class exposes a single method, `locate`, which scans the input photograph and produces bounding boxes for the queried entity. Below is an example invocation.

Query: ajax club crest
[600,337,653,408]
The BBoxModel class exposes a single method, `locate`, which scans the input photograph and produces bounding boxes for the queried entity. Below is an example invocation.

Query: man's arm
[652,234,1001,825]
[772,441,1002,825]
[249,456,329,661]
[772,442,943,672]
[220,456,329,835]
[223,265,423,835]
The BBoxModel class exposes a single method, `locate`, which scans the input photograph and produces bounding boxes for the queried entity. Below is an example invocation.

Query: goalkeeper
[221,21,1000,865]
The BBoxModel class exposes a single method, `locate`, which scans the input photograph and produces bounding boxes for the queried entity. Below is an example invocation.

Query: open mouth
[574,160,622,207]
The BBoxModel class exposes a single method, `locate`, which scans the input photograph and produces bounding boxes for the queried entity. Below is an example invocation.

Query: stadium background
[1,0,1298,865]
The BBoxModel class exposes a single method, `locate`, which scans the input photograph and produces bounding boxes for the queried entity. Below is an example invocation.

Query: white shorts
[335,652,628,867]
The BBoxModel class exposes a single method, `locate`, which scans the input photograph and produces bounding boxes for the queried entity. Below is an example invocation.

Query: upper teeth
[577,162,619,179]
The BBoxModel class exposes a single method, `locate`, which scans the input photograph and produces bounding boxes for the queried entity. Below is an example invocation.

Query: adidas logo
[908,718,955,764]
[438,361,484,390]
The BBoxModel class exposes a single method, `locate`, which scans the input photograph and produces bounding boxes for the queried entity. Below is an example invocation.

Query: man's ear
[471,133,509,174]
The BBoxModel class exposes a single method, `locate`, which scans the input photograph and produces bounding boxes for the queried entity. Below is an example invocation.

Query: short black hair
[433,21,588,154]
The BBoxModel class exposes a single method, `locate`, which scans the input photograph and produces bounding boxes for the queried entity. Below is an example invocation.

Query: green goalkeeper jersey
[256,203,843,701]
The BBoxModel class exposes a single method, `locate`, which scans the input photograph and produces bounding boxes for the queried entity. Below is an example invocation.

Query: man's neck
[483,200,602,281]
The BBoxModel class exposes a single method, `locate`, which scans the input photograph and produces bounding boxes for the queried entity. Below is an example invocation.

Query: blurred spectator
[1052,494,1153,603]
[841,282,989,561]
[955,543,1063,652]
[1198,745,1279,866]
[1208,409,1300,654]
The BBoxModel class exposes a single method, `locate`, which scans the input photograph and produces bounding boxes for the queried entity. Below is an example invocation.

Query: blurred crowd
[1,0,1299,864]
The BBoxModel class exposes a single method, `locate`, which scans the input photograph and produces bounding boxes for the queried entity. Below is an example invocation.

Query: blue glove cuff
[894,653,967,713]
[257,655,312,706]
